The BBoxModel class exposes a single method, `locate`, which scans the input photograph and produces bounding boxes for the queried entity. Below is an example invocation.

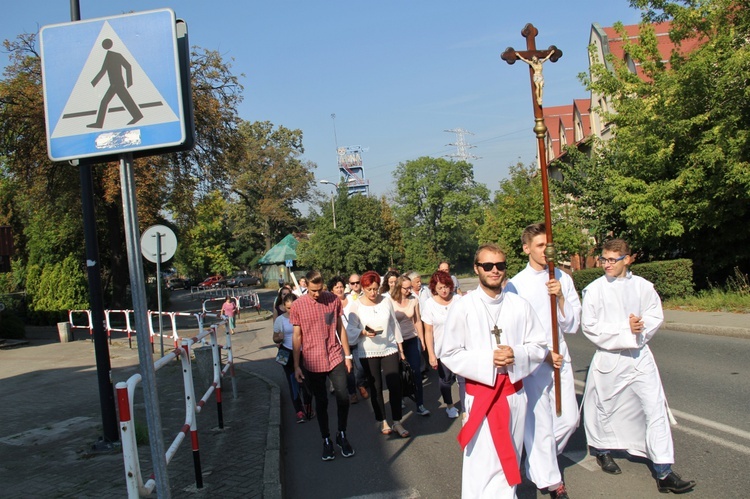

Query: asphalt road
[171,283,750,498]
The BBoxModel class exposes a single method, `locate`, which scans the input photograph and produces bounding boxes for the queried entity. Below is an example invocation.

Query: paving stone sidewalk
[0,319,280,499]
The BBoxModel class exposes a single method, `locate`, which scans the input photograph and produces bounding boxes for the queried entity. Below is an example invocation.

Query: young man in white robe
[581,238,696,494]
[442,243,547,498]
[505,223,581,499]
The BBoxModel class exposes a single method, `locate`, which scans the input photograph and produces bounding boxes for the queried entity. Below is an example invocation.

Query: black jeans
[360,352,402,422]
[302,361,349,439]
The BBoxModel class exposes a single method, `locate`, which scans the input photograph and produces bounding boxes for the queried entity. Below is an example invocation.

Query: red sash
[457,373,524,486]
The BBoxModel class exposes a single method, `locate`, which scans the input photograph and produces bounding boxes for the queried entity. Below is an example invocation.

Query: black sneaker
[657,471,696,494]
[336,431,355,458]
[321,437,335,461]
[596,453,622,475]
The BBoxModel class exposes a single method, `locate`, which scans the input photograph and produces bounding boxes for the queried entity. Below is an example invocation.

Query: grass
[663,267,750,313]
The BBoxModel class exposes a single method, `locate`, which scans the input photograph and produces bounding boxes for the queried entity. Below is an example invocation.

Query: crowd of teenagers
[271,223,696,498]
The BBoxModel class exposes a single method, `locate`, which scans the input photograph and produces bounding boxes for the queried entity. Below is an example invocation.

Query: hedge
[571,259,694,300]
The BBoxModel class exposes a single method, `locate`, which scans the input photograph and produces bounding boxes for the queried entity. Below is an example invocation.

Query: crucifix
[492,325,502,346]
[501,24,564,416]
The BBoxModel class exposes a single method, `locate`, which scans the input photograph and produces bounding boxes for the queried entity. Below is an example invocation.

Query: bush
[0,310,26,339]
[25,255,90,325]
[572,258,694,300]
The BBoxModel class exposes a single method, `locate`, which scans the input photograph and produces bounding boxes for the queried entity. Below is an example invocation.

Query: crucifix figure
[501,23,564,415]
[515,51,554,106]
[501,24,562,108]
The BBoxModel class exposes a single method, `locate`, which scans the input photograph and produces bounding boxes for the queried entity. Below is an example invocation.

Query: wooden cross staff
[501,24,564,416]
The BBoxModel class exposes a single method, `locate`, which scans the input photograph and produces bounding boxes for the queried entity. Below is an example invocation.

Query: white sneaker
[416,404,431,416]
[446,406,460,419]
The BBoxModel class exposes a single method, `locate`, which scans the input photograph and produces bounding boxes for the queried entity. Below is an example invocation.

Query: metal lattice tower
[444,128,480,161]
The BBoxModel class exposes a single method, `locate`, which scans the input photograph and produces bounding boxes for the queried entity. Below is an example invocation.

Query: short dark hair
[474,243,506,264]
[305,270,323,285]
[521,223,546,246]
[327,275,345,291]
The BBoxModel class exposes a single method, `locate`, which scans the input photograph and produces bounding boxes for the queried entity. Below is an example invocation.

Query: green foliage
[664,267,750,312]
[24,255,89,324]
[0,310,25,339]
[479,162,596,276]
[298,191,402,277]
[392,157,489,272]
[184,191,234,277]
[571,258,694,300]
[572,1,750,283]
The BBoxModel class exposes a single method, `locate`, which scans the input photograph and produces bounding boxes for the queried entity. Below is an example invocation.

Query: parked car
[227,274,260,287]
[166,277,188,290]
[198,275,224,288]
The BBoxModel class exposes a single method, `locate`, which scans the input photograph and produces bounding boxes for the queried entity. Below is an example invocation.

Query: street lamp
[319,180,337,229]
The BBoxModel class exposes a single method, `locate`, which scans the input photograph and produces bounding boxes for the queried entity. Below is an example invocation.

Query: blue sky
[1,1,643,198]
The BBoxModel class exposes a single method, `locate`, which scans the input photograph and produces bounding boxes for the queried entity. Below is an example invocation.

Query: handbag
[399,358,416,400]
[275,347,291,366]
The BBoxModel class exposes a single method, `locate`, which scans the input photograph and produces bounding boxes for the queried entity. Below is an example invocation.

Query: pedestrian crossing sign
[40,9,187,161]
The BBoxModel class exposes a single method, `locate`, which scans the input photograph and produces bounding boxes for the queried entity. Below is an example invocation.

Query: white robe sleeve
[505,297,548,384]
[558,272,581,335]
[637,279,664,346]
[581,281,638,351]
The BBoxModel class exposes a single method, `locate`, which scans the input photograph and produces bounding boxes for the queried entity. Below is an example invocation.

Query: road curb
[245,370,283,499]
[664,321,750,339]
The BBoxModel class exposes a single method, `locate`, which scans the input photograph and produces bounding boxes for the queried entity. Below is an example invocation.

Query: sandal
[392,421,410,438]
[380,421,392,435]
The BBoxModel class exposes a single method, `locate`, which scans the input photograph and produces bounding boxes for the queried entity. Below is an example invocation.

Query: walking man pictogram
[87,38,143,129]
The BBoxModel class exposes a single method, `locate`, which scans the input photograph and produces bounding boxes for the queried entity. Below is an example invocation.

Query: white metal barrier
[105,309,136,347]
[68,309,93,341]
[116,316,237,497]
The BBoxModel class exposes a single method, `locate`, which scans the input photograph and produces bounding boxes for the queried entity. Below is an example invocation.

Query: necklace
[480,298,503,345]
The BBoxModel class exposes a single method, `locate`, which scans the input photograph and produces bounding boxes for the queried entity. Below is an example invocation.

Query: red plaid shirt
[289,291,344,373]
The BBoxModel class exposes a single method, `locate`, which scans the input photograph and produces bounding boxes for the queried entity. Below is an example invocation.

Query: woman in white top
[328,275,367,404]
[390,274,430,416]
[346,271,409,437]
[273,293,312,423]
[422,270,462,419]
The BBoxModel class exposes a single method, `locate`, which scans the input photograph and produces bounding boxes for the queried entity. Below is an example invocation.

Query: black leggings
[302,361,349,439]
[360,352,402,422]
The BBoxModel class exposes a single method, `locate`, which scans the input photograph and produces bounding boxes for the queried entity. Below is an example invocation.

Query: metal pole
[330,192,337,229]
[70,0,119,446]
[156,233,164,357]
[120,153,170,497]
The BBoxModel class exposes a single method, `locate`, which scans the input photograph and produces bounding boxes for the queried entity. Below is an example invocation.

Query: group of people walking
[272,224,696,498]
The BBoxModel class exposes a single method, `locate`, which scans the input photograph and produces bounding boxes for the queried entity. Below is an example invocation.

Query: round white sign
[140,225,178,263]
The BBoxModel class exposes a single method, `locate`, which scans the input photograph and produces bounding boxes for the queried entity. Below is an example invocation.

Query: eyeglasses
[598,255,627,265]
[476,261,507,272]
[349,281,360,285]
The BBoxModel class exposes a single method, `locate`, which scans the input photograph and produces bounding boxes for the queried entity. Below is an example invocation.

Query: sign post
[141,225,177,357]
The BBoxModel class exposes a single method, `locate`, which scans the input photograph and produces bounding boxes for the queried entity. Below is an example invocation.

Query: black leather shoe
[596,453,622,475]
[657,471,696,494]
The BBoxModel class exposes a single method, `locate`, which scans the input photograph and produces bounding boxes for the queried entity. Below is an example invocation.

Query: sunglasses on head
[476,261,507,272]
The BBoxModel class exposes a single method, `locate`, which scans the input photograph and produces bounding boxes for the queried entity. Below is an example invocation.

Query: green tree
[298,190,399,277]
[478,161,593,275]
[226,120,317,254]
[184,191,234,276]
[392,157,489,273]
[576,3,750,281]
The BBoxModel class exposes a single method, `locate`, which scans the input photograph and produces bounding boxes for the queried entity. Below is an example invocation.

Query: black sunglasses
[476,261,507,272]
[349,281,360,285]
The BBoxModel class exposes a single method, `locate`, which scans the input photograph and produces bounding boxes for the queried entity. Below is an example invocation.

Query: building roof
[258,234,299,265]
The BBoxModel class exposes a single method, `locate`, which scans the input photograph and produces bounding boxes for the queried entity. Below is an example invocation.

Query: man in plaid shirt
[291,270,355,461]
